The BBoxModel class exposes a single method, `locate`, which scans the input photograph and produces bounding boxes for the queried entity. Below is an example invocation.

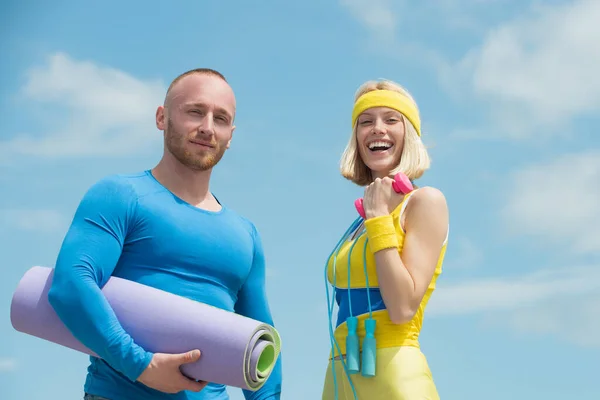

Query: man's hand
[137,350,208,394]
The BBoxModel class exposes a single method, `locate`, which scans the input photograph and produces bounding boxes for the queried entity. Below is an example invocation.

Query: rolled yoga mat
[10,266,281,391]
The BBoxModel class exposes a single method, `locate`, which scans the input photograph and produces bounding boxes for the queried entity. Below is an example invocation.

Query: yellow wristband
[364,214,399,253]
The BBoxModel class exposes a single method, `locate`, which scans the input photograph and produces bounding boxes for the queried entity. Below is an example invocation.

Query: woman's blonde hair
[340,79,430,186]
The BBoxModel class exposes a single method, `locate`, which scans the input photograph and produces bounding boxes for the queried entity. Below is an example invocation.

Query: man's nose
[197,114,215,134]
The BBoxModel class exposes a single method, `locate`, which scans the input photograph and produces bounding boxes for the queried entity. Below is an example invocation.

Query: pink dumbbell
[354,173,413,218]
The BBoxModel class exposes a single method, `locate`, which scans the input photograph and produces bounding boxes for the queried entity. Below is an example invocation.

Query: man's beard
[165,120,227,171]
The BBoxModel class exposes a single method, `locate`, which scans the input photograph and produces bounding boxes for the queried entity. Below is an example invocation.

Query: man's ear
[156,106,166,130]
[226,125,236,149]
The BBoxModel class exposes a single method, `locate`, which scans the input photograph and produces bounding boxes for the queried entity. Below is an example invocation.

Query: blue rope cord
[324,218,360,399]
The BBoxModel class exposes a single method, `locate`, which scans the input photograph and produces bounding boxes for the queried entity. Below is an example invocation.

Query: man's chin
[186,159,217,171]
[187,153,227,171]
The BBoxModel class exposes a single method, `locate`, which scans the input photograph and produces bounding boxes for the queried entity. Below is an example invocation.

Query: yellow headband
[351,89,421,136]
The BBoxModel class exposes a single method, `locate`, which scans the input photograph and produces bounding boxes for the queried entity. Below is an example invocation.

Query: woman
[322,79,449,399]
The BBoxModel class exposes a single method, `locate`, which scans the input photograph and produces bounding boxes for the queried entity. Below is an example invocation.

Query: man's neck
[152,157,220,211]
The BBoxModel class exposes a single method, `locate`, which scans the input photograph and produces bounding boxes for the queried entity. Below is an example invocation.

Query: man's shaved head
[164,68,228,109]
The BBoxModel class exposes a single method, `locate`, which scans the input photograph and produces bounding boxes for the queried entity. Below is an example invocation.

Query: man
[47,68,282,399]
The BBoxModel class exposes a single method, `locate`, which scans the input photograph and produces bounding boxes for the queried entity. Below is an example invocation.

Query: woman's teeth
[368,141,393,151]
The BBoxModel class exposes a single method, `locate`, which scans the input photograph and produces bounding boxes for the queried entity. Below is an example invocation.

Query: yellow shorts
[321,346,439,400]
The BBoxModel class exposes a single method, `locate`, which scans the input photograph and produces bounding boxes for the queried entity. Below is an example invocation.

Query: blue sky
[1,0,599,399]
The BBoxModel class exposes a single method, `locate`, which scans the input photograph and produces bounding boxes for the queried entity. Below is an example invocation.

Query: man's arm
[47,176,153,382]
[234,223,282,400]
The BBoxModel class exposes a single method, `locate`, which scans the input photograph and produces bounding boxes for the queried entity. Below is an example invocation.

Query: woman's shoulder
[404,186,449,230]
[410,186,447,209]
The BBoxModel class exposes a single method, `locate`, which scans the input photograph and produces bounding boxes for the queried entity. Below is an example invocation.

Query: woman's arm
[364,184,449,324]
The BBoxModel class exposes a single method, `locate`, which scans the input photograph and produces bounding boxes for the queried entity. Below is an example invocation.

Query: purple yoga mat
[10,266,281,391]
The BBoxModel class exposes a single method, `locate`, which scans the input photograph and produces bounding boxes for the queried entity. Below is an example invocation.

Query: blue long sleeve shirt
[47,170,282,400]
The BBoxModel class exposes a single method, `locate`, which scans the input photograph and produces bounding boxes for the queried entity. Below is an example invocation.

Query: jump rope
[324,173,413,399]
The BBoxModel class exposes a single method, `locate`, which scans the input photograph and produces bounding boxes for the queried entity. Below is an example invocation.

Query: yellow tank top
[326,190,448,355]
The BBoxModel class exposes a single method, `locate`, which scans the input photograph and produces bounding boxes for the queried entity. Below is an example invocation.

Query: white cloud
[339,0,397,38]
[431,148,600,341]
[339,0,518,42]
[340,0,600,138]
[0,209,66,233]
[338,0,451,70]
[0,358,17,372]
[429,265,600,316]
[502,150,600,254]
[502,294,600,348]
[456,0,600,138]
[1,52,166,158]
[428,265,600,347]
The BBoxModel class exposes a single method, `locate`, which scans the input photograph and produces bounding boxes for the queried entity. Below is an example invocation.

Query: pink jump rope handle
[354,173,413,218]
